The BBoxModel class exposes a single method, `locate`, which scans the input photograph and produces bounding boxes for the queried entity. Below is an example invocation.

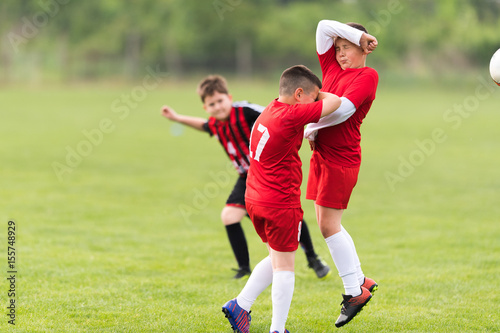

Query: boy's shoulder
[232,100,265,113]
[363,66,378,76]
[347,66,378,86]
[359,66,378,80]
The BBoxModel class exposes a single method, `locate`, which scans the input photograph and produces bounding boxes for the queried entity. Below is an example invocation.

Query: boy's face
[203,91,233,120]
[335,38,366,70]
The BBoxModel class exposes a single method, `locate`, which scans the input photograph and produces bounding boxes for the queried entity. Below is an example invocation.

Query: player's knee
[319,222,341,239]
[221,206,245,225]
[319,226,332,238]
[221,208,236,225]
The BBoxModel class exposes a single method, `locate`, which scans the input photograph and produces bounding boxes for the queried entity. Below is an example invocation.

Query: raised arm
[316,20,377,55]
[161,105,206,131]
[316,20,364,55]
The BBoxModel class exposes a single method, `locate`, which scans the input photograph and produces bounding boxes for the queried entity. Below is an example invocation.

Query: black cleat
[307,255,331,279]
[232,267,251,279]
[335,287,372,328]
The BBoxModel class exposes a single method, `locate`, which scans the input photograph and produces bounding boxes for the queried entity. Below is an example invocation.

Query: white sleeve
[232,100,265,113]
[316,20,364,55]
[304,97,356,140]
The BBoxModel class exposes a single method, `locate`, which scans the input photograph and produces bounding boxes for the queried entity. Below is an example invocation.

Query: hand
[304,129,318,150]
[360,33,378,54]
[161,105,178,121]
[308,140,316,151]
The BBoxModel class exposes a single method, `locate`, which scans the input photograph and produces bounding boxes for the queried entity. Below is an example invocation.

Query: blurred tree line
[1,0,499,82]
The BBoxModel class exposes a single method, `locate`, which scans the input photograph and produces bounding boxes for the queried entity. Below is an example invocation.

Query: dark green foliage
[1,0,499,81]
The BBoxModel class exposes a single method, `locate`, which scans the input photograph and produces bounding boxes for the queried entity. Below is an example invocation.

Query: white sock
[236,256,273,312]
[325,232,361,296]
[341,226,365,285]
[270,271,295,333]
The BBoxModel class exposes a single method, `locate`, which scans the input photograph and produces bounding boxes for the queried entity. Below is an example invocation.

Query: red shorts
[246,203,303,252]
[306,151,360,209]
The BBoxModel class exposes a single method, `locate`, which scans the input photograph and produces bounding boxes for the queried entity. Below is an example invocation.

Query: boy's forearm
[175,114,206,131]
[305,97,356,140]
[316,97,355,125]
[319,92,341,117]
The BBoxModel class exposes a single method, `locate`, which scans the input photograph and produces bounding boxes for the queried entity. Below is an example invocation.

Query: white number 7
[250,124,270,162]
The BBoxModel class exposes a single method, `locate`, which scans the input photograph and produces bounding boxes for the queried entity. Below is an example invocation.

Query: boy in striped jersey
[161,75,330,280]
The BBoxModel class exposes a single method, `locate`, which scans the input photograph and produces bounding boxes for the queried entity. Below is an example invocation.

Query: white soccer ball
[490,48,500,86]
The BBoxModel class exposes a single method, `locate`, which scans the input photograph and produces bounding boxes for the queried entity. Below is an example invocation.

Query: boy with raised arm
[304,19,379,328]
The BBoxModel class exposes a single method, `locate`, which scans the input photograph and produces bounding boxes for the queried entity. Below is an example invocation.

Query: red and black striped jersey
[203,101,264,176]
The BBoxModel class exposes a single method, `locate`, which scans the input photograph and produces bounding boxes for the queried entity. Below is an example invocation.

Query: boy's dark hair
[346,22,368,33]
[279,65,322,97]
[197,75,229,102]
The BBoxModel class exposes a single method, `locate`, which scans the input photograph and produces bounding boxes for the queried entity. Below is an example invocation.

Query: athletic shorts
[226,175,247,209]
[306,151,360,209]
[246,203,303,252]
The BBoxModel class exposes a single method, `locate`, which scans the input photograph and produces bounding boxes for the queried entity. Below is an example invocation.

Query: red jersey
[315,46,378,167]
[245,99,322,208]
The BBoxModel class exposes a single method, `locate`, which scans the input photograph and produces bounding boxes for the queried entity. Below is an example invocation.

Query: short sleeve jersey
[202,102,263,176]
[316,46,379,167]
[245,99,322,208]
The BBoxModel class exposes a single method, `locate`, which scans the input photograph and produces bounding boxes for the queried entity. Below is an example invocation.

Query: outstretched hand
[161,105,179,121]
[360,33,378,54]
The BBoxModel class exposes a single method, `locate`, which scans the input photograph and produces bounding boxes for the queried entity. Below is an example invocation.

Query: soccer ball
[490,48,500,86]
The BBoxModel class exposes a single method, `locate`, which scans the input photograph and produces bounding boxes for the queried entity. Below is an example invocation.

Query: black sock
[299,220,316,258]
[225,223,250,269]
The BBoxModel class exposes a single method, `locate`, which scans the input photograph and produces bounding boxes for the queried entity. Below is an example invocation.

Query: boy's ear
[294,88,304,101]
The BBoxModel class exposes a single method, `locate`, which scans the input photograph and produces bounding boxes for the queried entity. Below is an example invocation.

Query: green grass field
[1,76,499,332]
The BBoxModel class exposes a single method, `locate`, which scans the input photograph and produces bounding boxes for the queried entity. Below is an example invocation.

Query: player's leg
[222,205,251,278]
[341,225,378,293]
[269,248,296,333]
[236,254,273,311]
[339,225,363,282]
[315,204,371,327]
[222,203,271,333]
[266,207,303,333]
[308,155,374,326]
[222,252,273,333]
[223,176,251,279]
[299,220,331,278]
[315,204,360,295]
[312,160,363,295]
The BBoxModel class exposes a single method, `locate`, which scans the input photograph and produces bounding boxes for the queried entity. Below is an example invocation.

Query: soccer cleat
[232,267,251,279]
[222,299,251,333]
[335,286,372,328]
[270,330,289,333]
[307,255,331,279]
[361,277,378,293]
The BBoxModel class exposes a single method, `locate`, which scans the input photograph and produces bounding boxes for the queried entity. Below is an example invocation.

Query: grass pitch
[1,76,499,332]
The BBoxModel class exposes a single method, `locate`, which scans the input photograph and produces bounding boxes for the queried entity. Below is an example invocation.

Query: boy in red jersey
[222,65,342,333]
[161,75,330,280]
[304,20,379,328]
